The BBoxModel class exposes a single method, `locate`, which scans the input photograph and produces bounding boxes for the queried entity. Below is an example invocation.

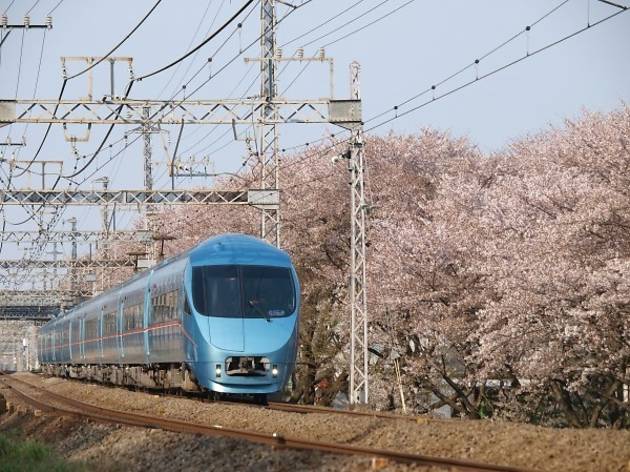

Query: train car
[38,234,300,398]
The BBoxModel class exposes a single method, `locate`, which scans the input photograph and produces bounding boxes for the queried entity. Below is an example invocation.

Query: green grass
[0,433,86,472]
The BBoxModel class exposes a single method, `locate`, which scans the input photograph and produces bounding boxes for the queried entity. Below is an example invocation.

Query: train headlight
[215,364,222,377]
[271,365,278,377]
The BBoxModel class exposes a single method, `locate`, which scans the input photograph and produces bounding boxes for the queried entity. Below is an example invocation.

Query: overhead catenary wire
[281,0,368,47]
[0,0,166,271]
[160,1,260,151]
[47,0,65,15]
[364,5,629,131]
[300,0,395,48]
[156,0,219,98]
[3,0,166,262]
[278,0,579,158]
[62,0,261,181]
[159,45,303,171]
[184,56,305,168]
[273,3,630,179]
[321,0,417,48]
[66,0,164,80]
[70,1,314,187]
[26,0,41,15]
[0,25,47,253]
[2,0,16,15]
[13,0,164,180]
[159,0,228,99]
[134,0,257,82]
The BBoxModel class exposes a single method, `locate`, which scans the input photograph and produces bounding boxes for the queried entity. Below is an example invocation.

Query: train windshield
[192,265,295,318]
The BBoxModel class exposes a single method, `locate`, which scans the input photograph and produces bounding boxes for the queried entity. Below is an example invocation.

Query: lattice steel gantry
[258,0,280,246]
[336,62,369,405]
[0,3,370,402]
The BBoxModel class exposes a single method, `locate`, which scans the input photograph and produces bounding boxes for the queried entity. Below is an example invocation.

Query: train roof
[189,233,291,267]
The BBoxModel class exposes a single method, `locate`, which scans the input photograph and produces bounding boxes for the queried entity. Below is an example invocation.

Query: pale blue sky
[0,0,628,268]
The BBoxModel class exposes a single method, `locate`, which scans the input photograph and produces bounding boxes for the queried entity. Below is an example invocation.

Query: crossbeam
[0,188,279,207]
[0,230,152,243]
[0,306,59,320]
[0,259,135,269]
[0,98,360,126]
[0,290,90,305]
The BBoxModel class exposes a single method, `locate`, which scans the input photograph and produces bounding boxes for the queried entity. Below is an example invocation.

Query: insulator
[296,48,304,60]
[1,15,7,27]
[23,16,30,27]
[45,16,53,28]
[275,47,282,59]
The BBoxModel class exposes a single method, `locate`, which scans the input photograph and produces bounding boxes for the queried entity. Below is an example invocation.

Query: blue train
[38,234,300,398]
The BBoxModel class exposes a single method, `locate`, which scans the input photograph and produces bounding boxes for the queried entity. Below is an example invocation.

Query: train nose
[208,317,244,352]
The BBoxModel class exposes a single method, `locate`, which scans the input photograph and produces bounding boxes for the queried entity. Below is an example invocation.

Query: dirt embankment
[0,378,406,471]
[3,373,630,472]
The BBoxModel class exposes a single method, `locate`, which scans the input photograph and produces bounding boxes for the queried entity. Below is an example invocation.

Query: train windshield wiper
[248,300,271,322]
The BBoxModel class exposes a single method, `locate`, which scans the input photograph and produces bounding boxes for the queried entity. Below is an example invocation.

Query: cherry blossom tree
[94,105,630,427]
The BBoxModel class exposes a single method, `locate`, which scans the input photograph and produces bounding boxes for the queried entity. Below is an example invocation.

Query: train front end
[184,234,300,396]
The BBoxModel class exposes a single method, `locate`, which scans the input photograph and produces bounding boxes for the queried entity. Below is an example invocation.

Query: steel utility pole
[1,6,368,399]
[258,0,280,246]
[68,217,78,301]
[348,62,369,405]
[95,177,111,291]
[142,106,153,191]
[141,105,157,262]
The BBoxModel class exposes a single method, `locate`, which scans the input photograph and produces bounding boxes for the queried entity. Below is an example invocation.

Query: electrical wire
[300,0,394,48]
[62,0,259,181]
[156,0,218,98]
[14,0,164,179]
[365,4,628,130]
[47,0,64,15]
[0,0,165,271]
[278,0,577,157]
[80,1,312,186]
[159,0,228,99]
[2,0,16,15]
[321,0,417,48]
[66,0,164,80]
[62,2,313,191]
[281,0,368,47]
[160,1,259,149]
[135,0,257,81]
[260,2,628,188]
[26,0,41,15]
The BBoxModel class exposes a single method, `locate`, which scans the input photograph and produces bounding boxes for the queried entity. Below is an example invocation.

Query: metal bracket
[329,99,362,129]
[248,189,279,209]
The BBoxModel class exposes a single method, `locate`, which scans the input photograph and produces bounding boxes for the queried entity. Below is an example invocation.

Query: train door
[181,273,196,363]
[69,320,73,361]
[52,329,56,363]
[80,317,85,362]
[41,332,46,364]
[143,270,154,364]
[99,308,104,364]
[64,321,69,363]
[119,298,125,360]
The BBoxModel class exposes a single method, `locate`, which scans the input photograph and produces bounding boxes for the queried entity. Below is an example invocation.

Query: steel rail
[26,373,425,423]
[266,401,424,422]
[0,375,533,472]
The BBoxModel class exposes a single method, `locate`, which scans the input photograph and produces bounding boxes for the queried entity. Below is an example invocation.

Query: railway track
[0,373,535,472]
[265,401,424,423]
[29,372,430,423]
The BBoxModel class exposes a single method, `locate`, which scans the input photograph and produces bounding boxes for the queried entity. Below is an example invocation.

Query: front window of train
[192,265,295,318]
